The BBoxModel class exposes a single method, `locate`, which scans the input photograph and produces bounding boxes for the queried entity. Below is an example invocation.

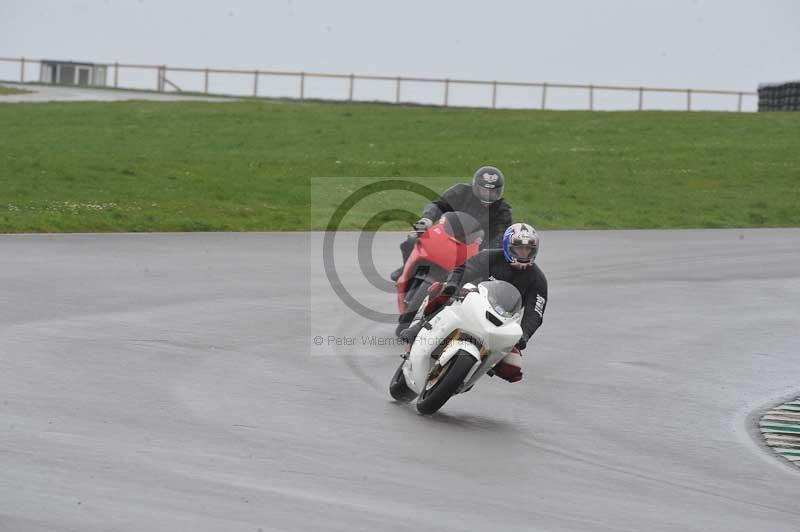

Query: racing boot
[399,319,424,346]
[492,347,523,383]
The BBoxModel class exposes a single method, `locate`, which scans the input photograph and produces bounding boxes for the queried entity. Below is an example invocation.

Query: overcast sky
[1,0,798,108]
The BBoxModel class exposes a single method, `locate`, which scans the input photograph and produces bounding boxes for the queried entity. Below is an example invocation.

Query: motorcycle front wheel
[396,280,431,337]
[416,352,476,415]
[389,361,417,403]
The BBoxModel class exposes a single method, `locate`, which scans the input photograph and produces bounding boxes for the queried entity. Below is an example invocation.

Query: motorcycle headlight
[493,304,518,319]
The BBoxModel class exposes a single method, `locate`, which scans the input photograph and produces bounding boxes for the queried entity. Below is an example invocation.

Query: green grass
[0,99,798,232]
[0,85,33,96]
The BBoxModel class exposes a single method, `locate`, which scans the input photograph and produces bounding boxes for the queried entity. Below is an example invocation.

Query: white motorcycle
[389,280,524,414]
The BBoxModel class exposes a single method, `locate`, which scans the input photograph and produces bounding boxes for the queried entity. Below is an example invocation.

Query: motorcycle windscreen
[442,211,484,245]
[480,280,522,318]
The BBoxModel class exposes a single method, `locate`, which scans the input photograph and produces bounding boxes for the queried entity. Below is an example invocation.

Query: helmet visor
[474,183,503,203]
[509,242,536,262]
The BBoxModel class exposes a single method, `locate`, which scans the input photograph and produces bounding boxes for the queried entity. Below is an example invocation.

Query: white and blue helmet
[502,223,539,269]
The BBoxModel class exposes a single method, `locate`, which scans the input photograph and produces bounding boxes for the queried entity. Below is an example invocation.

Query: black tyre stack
[758,81,800,111]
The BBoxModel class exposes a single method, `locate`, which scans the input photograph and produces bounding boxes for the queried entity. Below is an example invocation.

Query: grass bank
[0,99,797,232]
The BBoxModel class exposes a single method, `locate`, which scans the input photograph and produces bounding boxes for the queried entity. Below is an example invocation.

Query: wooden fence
[0,56,757,111]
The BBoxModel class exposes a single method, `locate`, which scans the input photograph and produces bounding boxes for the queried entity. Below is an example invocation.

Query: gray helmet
[472,166,505,204]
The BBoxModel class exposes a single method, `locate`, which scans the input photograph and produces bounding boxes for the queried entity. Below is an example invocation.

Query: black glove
[440,282,458,297]
[515,336,528,351]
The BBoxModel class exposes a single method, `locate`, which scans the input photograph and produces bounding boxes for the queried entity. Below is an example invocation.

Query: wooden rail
[0,56,756,112]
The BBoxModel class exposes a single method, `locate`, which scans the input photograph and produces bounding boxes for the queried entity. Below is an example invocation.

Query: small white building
[39,60,107,86]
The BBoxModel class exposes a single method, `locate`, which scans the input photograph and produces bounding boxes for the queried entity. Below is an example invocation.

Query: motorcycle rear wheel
[416,352,476,415]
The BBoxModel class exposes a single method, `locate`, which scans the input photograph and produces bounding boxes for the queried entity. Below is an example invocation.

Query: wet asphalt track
[1,230,799,532]
[0,83,236,103]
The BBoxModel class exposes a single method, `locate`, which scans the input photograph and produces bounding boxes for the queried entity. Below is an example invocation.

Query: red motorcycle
[395,211,484,336]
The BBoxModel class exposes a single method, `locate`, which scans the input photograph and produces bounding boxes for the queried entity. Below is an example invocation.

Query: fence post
[204,68,209,93]
[20,57,25,82]
[114,62,119,88]
[686,89,692,111]
[638,87,643,110]
[737,92,743,112]
[348,74,354,102]
[491,81,497,109]
[300,72,305,100]
[540,83,547,110]
[589,84,594,111]
[253,70,259,97]
[444,78,450,107]
[395,76,401,103]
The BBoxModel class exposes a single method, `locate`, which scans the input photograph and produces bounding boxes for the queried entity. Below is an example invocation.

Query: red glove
[423,281,464,315]
[427,282,442,296]
[424,291,451,315]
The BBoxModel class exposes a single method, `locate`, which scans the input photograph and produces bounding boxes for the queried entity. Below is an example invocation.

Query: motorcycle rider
[400,222,547,383]
[390,166,513,282]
